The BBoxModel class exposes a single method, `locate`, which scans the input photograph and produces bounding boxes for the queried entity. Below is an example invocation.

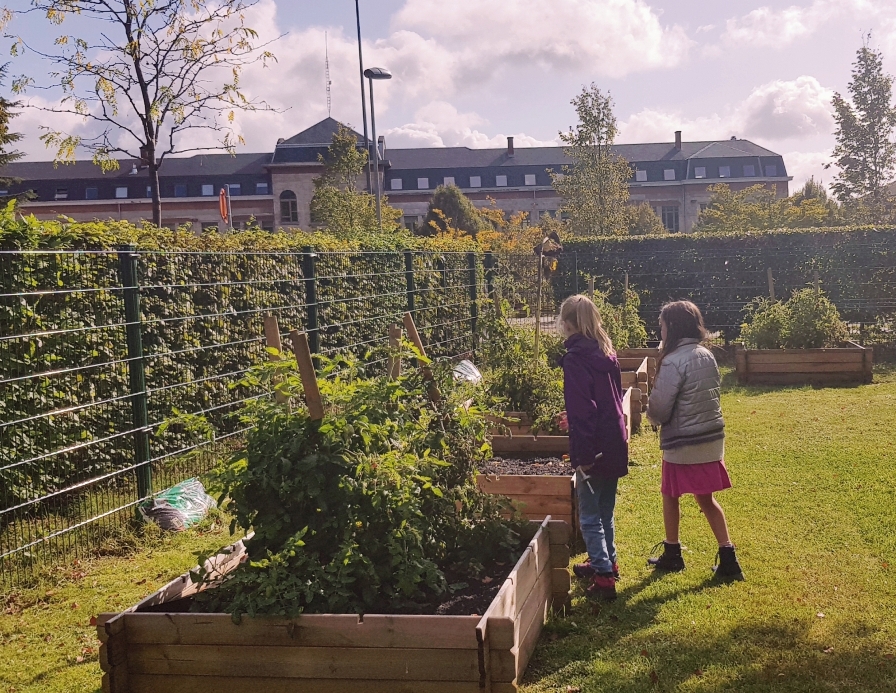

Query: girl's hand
[557,411,568,432]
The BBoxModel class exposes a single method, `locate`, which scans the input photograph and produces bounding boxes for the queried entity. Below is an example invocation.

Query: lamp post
[354,0,372,194]
[363,66,392,232]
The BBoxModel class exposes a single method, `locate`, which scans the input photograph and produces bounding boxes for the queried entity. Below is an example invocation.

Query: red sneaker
[573,560,620,581]
[586,573,617,601]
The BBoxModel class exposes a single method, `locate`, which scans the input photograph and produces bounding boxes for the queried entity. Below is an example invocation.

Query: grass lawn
[2,371,895,693]
[524,368,896,693]
[0,514,233,693]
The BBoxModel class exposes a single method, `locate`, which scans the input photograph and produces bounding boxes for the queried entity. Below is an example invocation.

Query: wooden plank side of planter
[121,613,481,649]
[477,475,571,496]
[745,361,866,373]
[491,436,569,455]
[507,495,575,517]
[514,557,553,682]
[745,351,866,364]
[128,675,485,693]
[743,372,867,386]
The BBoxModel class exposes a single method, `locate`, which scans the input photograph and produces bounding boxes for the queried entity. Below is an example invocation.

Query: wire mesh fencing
[0,249,489,587]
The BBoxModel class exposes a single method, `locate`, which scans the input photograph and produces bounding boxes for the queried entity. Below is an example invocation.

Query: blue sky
[7,0,896,188]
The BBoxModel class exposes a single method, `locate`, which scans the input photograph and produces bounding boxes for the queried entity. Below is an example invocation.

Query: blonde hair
[557,294,615,356]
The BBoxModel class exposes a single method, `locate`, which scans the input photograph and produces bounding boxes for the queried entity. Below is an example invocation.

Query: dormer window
[55,188,68,200]
[719,166,731,178]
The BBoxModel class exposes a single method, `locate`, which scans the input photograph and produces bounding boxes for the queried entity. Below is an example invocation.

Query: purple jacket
[559,334,629,479]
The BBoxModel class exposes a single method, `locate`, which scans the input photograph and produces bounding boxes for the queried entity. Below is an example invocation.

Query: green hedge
[555,226,896,339]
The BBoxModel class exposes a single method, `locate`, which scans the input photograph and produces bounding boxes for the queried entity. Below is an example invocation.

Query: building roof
[279,117,363,146]
[1,153,271,181]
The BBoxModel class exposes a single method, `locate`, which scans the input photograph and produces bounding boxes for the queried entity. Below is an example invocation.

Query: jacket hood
[562,333,618,373]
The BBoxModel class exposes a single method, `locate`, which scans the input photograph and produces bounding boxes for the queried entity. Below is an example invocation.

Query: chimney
[674,131,682,150]
[507,136,514,157]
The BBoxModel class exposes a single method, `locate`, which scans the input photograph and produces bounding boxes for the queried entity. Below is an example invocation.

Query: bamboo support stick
[263,315,288,404]
[388,323,402,380]
[289,330,325,420]
[402,312,441,402]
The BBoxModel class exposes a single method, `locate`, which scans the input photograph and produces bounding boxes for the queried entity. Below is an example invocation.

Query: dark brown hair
[658,301,707,364]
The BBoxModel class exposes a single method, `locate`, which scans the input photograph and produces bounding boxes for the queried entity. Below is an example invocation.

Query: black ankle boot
[647,541,685,572]
[713,546,745,581]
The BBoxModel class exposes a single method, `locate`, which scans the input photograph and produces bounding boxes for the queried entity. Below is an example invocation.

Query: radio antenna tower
[325,32,332,117]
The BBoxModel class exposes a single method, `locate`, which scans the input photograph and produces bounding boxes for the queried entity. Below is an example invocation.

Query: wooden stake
[289,330,325,420]
[767,268,775,301]
[388,323,402,380]
[624,271,629,294]
[402,312,441,402]
[587,276,594,299]
[263,315,288,404]
[814,270,820,295]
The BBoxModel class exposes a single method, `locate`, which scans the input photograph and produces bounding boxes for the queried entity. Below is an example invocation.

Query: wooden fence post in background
[263,315,288,404]
[402,312,441,402]
[814,270,820,296]
[588,276,595,300]
[388,323,402,380]
[289,330,325,421]
[767,268,776,301]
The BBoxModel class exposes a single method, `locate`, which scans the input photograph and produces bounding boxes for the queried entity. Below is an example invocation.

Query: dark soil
[478,456,574,476]
[432,562,511,615]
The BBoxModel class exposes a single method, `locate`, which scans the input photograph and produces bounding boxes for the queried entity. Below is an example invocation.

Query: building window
[635,169,648,182]
[201,222,218,232]
[115,187,128,199]
[765,165,778,177]
[719,166,731,178]
[280,190,298,223]
[663,169,676,181]
[85,187,98,200]
[699,203,709,213]
[743,165,756,177]
[146,186,152,198]
[201,184,214,196]
[55,188,69,200]
[661,206,680,232]
[391,179,403,190]
[694,167,706,179]
[256,182,269,195]
[443,176,455,186]
[174,184,187,197]
[496,175,507,186]
[262,222,274,232]
[227,184,240,195]
[470,176,481,187]
[402,215,418,231]
[524,174,536,186]
[417,177,429,189]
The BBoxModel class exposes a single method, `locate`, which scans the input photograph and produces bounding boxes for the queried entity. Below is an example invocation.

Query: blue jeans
[576,470,618,574]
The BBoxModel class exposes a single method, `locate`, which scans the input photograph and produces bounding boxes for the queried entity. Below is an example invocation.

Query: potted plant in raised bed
[736,288,872,385]
[96,342,572,693]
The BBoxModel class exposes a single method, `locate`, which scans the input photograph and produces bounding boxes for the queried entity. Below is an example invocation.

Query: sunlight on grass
[523,368,896,692]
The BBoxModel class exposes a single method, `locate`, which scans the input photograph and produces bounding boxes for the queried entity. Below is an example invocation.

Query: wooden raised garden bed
[97,519,571,693]
[735,342,872,386]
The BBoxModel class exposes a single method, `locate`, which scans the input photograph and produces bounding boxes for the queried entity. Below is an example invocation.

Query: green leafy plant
[193,346,531,618]
[740,289,849,349]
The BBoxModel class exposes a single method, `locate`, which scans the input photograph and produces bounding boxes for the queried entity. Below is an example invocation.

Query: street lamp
[363,66,392,232]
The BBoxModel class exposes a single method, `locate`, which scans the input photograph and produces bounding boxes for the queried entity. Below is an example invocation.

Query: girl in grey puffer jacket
[646,301,744,581]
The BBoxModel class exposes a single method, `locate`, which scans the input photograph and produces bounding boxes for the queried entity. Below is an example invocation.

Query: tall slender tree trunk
[149,159,161,227]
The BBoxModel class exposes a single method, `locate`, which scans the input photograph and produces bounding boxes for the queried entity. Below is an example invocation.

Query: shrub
[740,289,848,349]
[194,348,531,618]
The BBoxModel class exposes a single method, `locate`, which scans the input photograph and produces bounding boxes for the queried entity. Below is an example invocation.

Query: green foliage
[0,64,30,204]
[310,125,403,238]
[740,289,848,349]
[627,202,666,236]
[194,349,530,617]
[422,185,489,236]
[591,289,649,350]
[553,84,631,236]
[831,39,896,216]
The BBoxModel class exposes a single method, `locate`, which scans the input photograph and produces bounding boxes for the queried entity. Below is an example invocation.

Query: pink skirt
[661,460,732,498]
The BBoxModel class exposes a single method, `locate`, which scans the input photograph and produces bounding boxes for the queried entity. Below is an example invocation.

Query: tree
[0,63,30,204]
[626,202,666,235]
[310,125,401,237]
[693,184,786,233]
[829,38,896,217]
[9,0,278,226]
[422,184,488,236]
[552,84,631,236]
[785,177,842,227]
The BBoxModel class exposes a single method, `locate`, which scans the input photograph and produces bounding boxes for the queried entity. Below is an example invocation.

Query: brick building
[2,118,791,233]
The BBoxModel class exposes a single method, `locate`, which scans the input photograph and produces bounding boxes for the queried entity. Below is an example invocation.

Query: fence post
[814,270,820,295]
[302,247,319,354]
[767,268,776,301]
[574,252,579,295]
[467,252,479,349]
[117,245,152,503]
[484,251,495,299]
[588,276,595,300]
[404,250,416,314]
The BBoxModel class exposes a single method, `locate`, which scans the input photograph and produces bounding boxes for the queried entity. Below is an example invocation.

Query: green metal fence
[0,249,497,587]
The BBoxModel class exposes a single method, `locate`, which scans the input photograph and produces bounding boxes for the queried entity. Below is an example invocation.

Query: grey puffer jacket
[647,339,724,451]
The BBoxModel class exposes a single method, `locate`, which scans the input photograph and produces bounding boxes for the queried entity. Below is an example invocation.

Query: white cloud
[781,149,833,190]
[394,0,693,80]
[384,101,556,149]
[618,76,834,143]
